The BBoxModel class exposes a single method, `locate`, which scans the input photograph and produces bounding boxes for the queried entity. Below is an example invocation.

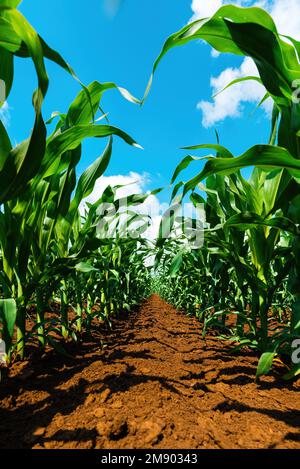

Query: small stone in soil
[140,418,166,444]
[84,394,96,406]
[96,417,128,440]
[94,407,105,418]
[33,427,46,437]
[110,400,123,409]
[100,388,111,403]
[140,367,151,374]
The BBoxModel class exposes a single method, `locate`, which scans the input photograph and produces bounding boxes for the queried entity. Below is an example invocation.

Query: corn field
[151,4,300,380]
[0,0,300,387]
[0,0,153,366]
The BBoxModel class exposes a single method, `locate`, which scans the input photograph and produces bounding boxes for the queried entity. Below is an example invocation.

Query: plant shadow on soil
[0,295,299,449]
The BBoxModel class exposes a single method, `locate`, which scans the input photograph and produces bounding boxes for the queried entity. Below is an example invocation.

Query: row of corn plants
[0,0,153,366]
[149,4,300,380]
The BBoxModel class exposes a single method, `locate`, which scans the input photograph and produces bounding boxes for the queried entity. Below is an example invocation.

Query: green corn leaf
[225,212,299,235]
[283,364,300,381]
[71,138,112,210]
[0,114,46,203]
[291,300,300,334]
[181,143,234,158]
[4,9,49,110]
[42,124,141,179]
[182,145,300,196]
[67,81,139,127]
[0,1,23,8]
[256,352,276,379]
[0,17,22,53]
[212,76,263,99]
[0,120,11,165]
[0,298,17,349]
[169,252,183,278]
[0,46,14,101]
[171,155,203,184]
[75,262,98,273]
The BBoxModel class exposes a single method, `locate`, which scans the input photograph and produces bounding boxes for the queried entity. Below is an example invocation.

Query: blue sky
[5,0,275,205]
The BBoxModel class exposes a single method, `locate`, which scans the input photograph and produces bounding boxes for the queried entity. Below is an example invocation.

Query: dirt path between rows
[0,294,299,449]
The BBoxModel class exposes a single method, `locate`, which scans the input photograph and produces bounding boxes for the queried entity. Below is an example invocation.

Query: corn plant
[0,0,80,360]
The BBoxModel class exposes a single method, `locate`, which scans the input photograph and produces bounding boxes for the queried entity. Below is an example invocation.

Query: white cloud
[0,102,11,128]
[190,0,224,21]
[210,49,221,58]
[191,0,300,127]
[197,57,273,127]
[190,0,253,22]
[262,0,300,39]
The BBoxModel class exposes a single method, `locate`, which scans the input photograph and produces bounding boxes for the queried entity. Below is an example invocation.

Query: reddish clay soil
[0,294,299,449]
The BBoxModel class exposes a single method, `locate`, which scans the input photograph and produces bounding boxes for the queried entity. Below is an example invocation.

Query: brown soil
[0,294,299,449]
